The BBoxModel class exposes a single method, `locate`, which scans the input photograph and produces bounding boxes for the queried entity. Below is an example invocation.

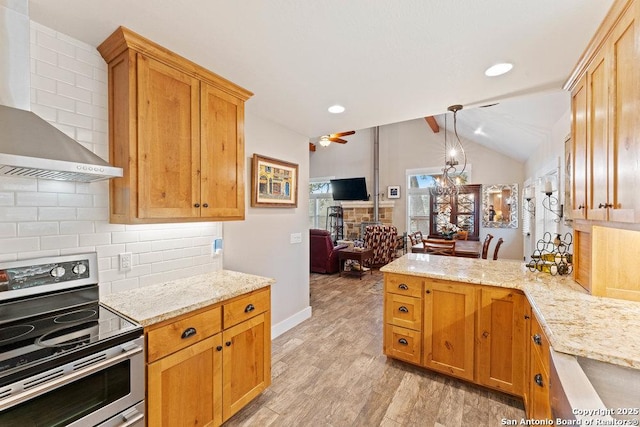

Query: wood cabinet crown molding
[98,26,253,101]
[564,0,634,91]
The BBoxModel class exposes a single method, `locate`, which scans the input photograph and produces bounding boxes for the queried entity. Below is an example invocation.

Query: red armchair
[310,229,348,274]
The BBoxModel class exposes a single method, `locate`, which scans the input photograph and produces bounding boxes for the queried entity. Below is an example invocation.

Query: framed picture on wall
[387,185,400,199]
[251,154,299,207]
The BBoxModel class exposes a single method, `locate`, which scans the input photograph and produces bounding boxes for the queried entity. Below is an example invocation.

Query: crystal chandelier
[433,104,467,197]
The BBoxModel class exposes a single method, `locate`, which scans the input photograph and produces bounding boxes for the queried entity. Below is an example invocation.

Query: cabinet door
[476,287,525,396]
[572,75,588,219]
[148,334,223,427]
[529,351,552,420]
[200,83,245,220]
[587,50,610,221]
[222,312,271,422]
[137,54,201,219]
[608,3,640,223]
[423,280,475,381]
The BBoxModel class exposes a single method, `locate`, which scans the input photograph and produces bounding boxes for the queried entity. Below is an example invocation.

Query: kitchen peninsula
[101,270,274,426]
[381,254,640,418]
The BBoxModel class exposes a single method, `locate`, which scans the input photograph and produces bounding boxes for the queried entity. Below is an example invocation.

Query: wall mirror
[482,184,518,228]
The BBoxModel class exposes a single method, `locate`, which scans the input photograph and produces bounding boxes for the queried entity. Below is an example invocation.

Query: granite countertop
[381,253,640,369]
[101,269,275,327]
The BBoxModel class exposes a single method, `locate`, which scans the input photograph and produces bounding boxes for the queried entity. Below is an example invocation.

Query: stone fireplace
[340,201,395,239]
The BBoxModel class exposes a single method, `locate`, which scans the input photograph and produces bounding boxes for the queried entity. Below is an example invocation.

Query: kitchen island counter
[381,254,640,369]
[101,269,274,327]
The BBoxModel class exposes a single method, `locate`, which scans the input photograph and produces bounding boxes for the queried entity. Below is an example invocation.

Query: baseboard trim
[271,305,312,339]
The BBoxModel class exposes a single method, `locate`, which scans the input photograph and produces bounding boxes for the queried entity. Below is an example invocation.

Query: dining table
[411,238,482,258]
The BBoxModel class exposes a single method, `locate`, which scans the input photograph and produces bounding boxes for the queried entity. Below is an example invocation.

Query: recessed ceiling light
[485,63,513,77]
[328,104,345,114]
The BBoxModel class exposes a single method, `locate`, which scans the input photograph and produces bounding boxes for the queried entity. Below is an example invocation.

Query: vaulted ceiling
[29,0,614,160]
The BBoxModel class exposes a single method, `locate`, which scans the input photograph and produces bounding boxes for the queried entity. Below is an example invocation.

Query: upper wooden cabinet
[567,0,640,223]
[98,27,252,223]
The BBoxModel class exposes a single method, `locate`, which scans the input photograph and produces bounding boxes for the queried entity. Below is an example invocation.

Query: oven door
[0,336,144,426]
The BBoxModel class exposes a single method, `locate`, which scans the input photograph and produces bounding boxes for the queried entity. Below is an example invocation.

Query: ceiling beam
[309,142,316,152]
[424,116,439,133]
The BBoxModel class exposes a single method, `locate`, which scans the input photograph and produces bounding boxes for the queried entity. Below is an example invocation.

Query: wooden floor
[224,270,525,427]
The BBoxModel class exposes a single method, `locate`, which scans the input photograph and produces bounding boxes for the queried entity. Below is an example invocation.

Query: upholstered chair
[310,229,348,273]
[363,225,398,267]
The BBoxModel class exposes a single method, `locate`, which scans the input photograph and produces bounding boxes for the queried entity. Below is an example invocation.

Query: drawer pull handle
[245,304,255,313]
[225,341,232,347]
[398,338,408,345]
[194,203,200,208]
[398,284,409,290]
[398,306,409,313]
[181,327,197,339]
[216,345,223,351]
[524,314,530,320]
[534,373,544,387]
[532,334,542,346]
[426,290,431,294]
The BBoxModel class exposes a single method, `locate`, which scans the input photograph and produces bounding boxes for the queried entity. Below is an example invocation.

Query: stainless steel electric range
[0,252,145,426]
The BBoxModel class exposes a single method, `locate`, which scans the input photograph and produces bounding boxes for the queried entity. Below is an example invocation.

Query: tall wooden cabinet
[98,27,252,224]
[568,0,640,223]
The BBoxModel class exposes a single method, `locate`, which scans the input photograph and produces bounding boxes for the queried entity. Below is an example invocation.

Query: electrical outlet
[119,252,132,271]
[290,232,302,244]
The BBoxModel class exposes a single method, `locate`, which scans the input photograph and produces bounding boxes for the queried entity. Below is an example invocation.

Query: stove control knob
[72,264,87,275]
[50,266,66,278]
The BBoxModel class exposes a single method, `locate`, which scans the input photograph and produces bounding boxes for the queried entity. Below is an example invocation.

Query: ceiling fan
[309,131,355,151]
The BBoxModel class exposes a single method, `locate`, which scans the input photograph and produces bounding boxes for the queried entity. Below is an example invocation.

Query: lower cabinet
[528,311,553,420]
[476,287,526,395]
[423,279,476,382]
[145,287,271,427]
[383,273,527,398]
[148,334,223,426]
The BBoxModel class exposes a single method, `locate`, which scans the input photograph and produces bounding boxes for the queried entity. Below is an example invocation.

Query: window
[407,167,471,232]
[309,178,334,229]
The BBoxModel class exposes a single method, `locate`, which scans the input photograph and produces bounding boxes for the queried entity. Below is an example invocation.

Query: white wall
[224,113,311,338]
[310,118,526,259]
[0,21,224,296]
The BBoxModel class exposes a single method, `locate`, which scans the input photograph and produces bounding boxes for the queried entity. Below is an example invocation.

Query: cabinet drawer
[385,274,423,298]
[384,293,422,331]
[384,324,422,365]
[531,313,550,375]
[224,287,270,329]
[147,306,222,363]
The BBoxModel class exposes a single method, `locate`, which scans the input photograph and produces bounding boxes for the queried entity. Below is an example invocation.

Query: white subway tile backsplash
[31,103,57,121]
[41,235,78,250]
[58,193,92,207]
[77,207,108,221]
[96,244,126,258]
[35,60,75,85]
[30,43,57,65]
[79,232,111,247]
[75,47,104,68]
[0,237,39,254]
[37,179,76,194]
[0,177,38,192]
[0,207,38,222]
[111,231,140,244]
[58,109,93,129]
[18,222,59,237]
[38,207,76,221]
[0,224,16,238]
[125,242,152,254]
[36,29,75,57]
[0,192,14,206]
[31,73,56,93]
[17,250,61,260]
[60,221,94,234]
[111,278,140,294]
[58,54,93,78]
[34,88,75,111]
[126,264,152,278]
[16,192,57,206]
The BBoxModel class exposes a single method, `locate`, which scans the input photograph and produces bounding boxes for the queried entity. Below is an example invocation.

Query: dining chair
[455,230,468,240]
[481,234,494,259]
[424,239,456,256]
[492,238,504,260]
[408,231,424,246]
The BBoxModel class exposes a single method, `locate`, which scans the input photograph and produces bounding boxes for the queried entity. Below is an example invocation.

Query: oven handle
[0,342,143,411]
[114,405,145,427]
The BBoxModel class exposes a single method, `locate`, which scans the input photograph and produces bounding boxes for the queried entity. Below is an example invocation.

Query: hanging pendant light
[433,104,467,197]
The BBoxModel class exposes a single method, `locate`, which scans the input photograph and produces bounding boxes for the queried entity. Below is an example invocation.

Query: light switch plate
[290,232,302,244]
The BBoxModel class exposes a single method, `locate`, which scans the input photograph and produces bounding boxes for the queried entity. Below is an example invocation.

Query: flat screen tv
[330,177,369,201]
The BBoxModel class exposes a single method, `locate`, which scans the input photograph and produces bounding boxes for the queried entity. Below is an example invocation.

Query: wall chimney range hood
[0,105,123,183]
